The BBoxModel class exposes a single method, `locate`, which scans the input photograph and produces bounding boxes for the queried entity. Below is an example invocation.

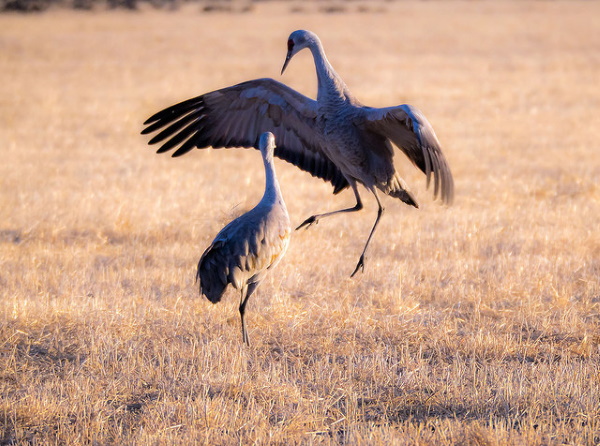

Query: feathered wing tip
[141,95,210,158]
[364,104,455,206]
[420,138,454,206]
[399,104,454,206]
[196,243,228,304]
[142,95,204,128]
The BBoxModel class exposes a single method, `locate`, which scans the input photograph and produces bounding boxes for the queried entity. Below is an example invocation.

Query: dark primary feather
[142,78,349,194]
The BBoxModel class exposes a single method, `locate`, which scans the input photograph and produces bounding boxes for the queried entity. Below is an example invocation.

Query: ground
[1,1,599,444]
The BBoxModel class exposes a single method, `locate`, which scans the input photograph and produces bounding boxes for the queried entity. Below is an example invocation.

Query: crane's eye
[287,39,294,51]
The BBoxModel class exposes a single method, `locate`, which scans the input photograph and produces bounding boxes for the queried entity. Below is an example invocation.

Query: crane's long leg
[296,181,363,230]
[239,282,259,346]
[297,182,384,277]
[350,187,385,277]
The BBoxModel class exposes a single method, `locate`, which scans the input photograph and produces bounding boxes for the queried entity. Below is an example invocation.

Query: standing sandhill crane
[142,30,454,276]
[197,132,290,346]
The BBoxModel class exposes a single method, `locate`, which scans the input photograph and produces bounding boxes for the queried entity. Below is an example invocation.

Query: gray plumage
[196,132,290,345]
[143,30,454,276]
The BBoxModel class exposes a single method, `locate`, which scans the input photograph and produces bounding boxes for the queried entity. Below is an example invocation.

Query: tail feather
[197,244,228,303]
[379,174,419,208]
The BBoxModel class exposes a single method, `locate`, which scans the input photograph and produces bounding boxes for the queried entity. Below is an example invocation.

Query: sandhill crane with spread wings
[142,30,454,276]
[197,132,290,346]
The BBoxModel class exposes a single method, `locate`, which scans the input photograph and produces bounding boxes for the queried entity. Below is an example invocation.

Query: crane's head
[258,132,276,162]
[281,30,320,75]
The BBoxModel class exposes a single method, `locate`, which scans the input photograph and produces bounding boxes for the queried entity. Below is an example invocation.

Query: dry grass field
[1,1,600,444]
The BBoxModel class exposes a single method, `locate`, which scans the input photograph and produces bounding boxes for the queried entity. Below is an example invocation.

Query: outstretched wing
[362,104,454,204]
[142,78,349,194]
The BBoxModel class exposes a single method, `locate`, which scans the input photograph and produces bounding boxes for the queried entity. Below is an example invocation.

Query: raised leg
[350,188,385,277]
[239,282,259,346]
[296,181,363,230]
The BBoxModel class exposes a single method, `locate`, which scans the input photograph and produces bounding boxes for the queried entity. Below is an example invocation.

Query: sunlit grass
[1,1,599,444]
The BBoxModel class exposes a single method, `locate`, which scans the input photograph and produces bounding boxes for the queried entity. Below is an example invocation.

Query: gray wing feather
[196,208,290,303]
[142,78,349,194]
[362,104,454,204]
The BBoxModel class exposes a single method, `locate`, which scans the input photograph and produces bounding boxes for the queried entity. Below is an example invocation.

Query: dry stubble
[1,1,599,444]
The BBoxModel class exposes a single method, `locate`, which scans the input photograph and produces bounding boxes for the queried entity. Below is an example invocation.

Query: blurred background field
[1,1,599,444]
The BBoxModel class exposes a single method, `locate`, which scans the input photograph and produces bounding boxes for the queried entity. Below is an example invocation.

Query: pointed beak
[281,53,292,75]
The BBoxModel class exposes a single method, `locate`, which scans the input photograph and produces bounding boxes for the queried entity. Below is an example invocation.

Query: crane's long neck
[259,155,285,208]
[309,42,351,104]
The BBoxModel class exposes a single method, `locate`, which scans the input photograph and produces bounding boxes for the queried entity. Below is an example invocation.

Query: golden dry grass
[1,1,600,444]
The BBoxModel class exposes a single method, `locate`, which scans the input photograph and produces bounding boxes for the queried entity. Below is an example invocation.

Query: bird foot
[242,328,250,346]
[296,215,319,230]
[350,255,365,277]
